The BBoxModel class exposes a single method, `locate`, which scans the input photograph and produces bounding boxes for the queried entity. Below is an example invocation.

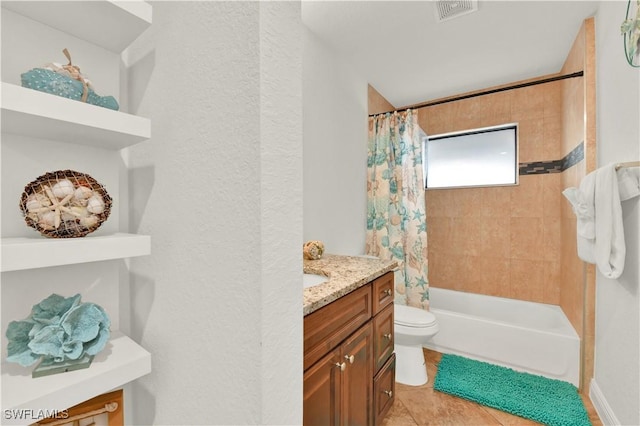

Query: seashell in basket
[19,170,112,238]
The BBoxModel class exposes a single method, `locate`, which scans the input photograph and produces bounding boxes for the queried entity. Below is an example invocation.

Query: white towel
[617,167,640,201]
[563,163,639,279]
[594,163,626,278]
[562,172,596,263]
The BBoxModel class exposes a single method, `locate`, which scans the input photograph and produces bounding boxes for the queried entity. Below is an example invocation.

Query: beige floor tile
[398,386,502,426]
[396,381,432,394]
[380,398,419,426]
[479,405,542,425]
[423,348,442,366]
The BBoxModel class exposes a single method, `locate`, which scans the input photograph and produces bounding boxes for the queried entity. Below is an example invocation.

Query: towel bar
[615,161,640,170]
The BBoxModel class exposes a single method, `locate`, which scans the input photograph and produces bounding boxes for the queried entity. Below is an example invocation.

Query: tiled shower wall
[559,18,596,388]
[419,82,565,305]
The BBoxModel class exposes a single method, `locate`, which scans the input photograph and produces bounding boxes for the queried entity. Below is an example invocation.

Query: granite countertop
[303,254,398,316]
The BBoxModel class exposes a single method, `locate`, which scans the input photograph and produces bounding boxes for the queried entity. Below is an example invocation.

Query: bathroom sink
[303,273,328,289]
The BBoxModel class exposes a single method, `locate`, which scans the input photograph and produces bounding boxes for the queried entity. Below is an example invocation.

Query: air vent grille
[435,0,478,23]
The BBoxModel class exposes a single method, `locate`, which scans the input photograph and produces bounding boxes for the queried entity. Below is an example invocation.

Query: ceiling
[302,1,600,108]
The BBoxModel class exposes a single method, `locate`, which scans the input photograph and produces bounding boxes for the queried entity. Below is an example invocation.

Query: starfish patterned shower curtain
[366,110,430,309]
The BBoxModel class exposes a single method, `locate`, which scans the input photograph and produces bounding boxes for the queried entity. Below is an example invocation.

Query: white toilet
[394,303,439,386]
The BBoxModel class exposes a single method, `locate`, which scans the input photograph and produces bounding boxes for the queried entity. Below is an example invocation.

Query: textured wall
[303,28,368,256]
[593,2,640,424]
[125,2,302,424]
[259,2,303,424]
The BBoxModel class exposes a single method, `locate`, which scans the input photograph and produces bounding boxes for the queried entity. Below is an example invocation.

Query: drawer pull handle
[384,390,393,398]
[345,355,355,364]
[383,333,392,340]
[335,362,346,372]
[384,289,392,296]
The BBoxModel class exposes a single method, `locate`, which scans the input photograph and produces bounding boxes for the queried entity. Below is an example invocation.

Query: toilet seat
[395,304,437,328]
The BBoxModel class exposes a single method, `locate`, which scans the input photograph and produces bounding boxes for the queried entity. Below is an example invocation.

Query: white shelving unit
[1,1,152,420]
[2,233,151,272]
[1,83,151,149]
[2,332,151,425]
[1,1,152,53]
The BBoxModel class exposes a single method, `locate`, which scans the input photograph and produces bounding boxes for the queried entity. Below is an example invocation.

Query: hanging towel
[563,163,640,279]
[594,163,626,278]
[617,166,640,201]
[562,172,596,263]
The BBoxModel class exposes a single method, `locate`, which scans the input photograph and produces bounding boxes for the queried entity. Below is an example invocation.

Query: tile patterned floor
[382,349,603,426]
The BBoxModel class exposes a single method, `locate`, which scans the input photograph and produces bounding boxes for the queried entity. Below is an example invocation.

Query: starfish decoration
[32,185,81,229]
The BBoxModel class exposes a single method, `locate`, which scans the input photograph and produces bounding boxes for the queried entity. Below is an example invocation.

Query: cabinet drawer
[373,302,394,373]
[304,285,372,371]
[372,272,394,315]
[373,353,396,426]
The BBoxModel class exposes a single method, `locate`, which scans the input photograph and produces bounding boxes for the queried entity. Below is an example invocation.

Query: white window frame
[423,123,519,189]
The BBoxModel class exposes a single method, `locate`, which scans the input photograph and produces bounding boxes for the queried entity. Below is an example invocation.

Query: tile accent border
[519,141,584,175]
[561,141,584,170]
[519,160,562,175]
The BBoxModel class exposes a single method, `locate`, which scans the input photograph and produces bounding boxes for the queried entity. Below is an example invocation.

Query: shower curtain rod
[369,71,584,117]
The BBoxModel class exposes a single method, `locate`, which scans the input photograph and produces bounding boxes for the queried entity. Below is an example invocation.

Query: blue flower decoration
[6,294,110,367]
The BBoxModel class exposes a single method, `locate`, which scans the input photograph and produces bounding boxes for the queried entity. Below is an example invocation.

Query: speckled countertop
[303,254,397,316]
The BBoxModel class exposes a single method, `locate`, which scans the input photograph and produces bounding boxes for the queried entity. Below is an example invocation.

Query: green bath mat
[433,354,591,426]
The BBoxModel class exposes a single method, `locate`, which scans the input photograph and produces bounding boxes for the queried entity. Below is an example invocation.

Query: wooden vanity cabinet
[304,272,395,426]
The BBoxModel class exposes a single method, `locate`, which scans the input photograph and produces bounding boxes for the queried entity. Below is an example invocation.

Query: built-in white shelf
[1,83,151,149]
[2,331,151,425]
[1,233,151,272]
[1,3,153,420]
[1,1,152,53]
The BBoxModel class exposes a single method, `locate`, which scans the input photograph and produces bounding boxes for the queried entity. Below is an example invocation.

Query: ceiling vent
[435,0,478,23]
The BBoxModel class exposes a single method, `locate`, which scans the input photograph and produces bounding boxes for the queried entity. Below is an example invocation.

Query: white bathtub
[425,287,581,386]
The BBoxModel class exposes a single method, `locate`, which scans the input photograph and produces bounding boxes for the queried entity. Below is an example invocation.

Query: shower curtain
[366,110,430,309]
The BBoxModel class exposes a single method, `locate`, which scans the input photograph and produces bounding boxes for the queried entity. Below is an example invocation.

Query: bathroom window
[423,124,518,189]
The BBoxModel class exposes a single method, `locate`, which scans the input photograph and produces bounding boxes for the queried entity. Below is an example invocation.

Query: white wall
[125,2,302,424]
[259,2,304,423]
[303,27,368,256]
[592,2,640,425]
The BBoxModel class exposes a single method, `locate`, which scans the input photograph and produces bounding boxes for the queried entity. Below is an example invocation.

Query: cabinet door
[304,348,342,426]
[373,302,394,373]
[374,353,396,426]
[341,322,373,426]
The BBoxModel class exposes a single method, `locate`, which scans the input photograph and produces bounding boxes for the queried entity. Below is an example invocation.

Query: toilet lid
[394,304,437,327]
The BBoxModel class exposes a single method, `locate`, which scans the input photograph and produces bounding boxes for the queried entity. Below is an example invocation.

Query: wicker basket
[20,170,112,238]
